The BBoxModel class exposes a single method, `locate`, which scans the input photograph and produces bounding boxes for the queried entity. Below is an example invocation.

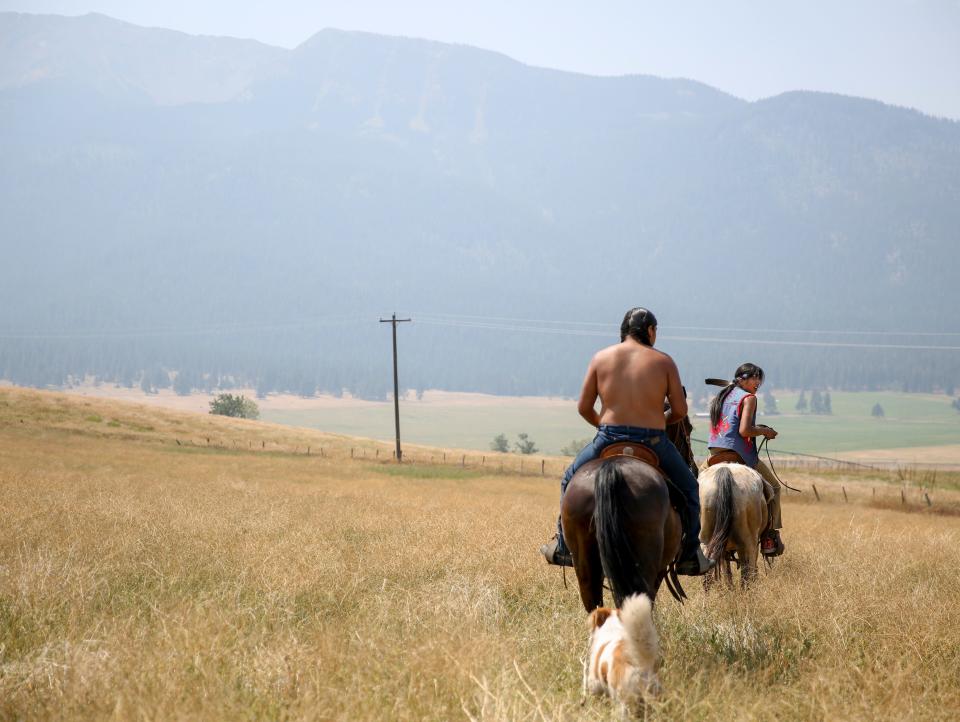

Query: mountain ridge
[1,12,958,397]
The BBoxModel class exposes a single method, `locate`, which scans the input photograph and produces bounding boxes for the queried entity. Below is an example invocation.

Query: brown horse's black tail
[704,466,735,561]
[594,459,653,608]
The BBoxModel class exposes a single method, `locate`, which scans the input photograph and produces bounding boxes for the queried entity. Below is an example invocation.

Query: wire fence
[167,430,960,479]
[690,437,960,472]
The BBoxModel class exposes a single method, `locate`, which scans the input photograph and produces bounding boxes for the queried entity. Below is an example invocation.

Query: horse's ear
[587,607,613,631]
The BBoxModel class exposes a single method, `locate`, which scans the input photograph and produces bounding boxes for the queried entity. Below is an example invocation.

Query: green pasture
[263,400,587,456]
[262,390,960,458]
[743,390,960,455]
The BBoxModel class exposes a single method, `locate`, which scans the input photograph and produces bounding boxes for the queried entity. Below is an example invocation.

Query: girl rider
[706,363,785,556]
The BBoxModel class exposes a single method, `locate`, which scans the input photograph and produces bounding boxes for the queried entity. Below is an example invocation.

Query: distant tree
[241,397,260,419]
[298,378,316,398]
[255,381,269,400]
[560,438,591,456]
[871,402,885,418]
[952,398,960,414]
[209,393,260,420]
[155,369,172,390]
[795,390,808,413]
[490,433,510,453]
[140,374,154,395]
[823,391,833,415]
[173,370,193,396]
[762,389,780,415]
[515,432,538,455]
[810,389,824,414]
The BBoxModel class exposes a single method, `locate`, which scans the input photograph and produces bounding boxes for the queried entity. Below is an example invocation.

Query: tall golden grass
[2,387,959,720]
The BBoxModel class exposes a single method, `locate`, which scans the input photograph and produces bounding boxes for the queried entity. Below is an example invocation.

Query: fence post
[812,484,820,501]
[351,448,354,459]
[925,493,932,507]
[461,454,466,467]
[842,486,848,503]
[541,459,545,475]
[901,488,906,505]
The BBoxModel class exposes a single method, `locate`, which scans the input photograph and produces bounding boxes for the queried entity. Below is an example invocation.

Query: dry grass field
[2,387,960,721]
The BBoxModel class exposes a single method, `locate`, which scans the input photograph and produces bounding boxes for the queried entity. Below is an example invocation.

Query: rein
[757,436,802,493]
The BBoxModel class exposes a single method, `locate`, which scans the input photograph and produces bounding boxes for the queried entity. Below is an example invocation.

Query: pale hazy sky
[2,0,959,119]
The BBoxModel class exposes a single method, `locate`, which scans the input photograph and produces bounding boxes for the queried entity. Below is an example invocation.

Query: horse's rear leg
[739,542,760,587]
[736,505,765,587]
[723,556,735,587]
[571,537,604,611]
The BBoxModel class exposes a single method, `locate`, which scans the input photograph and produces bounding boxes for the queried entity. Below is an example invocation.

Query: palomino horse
[699,463,768,586]
[560,421,691,611]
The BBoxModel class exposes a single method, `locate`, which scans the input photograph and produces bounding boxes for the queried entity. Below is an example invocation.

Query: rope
[757,437,803,493]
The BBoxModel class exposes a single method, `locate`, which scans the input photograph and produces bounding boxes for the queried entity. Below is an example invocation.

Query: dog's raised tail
[620,593,659,672]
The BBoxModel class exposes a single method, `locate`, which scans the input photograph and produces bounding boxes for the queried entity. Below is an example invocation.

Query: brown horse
[560,421,691,611]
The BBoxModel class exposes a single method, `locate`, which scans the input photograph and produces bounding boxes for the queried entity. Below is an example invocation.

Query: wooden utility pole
[380,313,411,461]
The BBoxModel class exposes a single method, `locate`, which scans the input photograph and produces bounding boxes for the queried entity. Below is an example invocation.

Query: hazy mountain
[2,12,958,396]
[0,12,286,105]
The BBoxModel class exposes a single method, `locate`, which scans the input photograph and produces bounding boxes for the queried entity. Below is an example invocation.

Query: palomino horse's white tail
[699,463,768,586]
[703,465,735,561]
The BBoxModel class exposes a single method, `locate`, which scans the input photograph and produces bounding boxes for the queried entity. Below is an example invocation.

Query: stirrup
[675,546,715,576]
[539,536,573,567]
[760,530,784,557]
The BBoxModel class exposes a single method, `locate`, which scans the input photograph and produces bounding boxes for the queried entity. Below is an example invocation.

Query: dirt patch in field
[833,444,960,465]
[30,383,574,414]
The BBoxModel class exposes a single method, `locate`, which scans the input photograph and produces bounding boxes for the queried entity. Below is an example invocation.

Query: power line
[0,315,367,340]
[412,311,960,337]
[4,310,960,350]
[413,318,960,351]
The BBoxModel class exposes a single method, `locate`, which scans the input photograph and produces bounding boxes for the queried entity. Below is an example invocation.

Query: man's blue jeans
[557,425,701,556]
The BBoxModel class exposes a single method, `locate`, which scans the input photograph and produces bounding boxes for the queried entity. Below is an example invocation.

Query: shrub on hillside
[560,438,591,456]
[209,393,260,420]
[514,432,538,455]
[490,433,509,453]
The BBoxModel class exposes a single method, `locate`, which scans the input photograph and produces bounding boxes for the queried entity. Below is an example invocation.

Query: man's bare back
[577,336,687,429]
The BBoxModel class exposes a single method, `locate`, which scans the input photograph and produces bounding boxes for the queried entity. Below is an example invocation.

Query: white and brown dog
[584,593,661,715]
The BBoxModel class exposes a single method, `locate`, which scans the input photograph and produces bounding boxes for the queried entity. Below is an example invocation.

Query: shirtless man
[540,307,715,576]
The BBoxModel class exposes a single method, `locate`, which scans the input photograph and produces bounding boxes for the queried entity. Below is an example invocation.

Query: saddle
[707,450,746,467]
[599,442,661,472]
